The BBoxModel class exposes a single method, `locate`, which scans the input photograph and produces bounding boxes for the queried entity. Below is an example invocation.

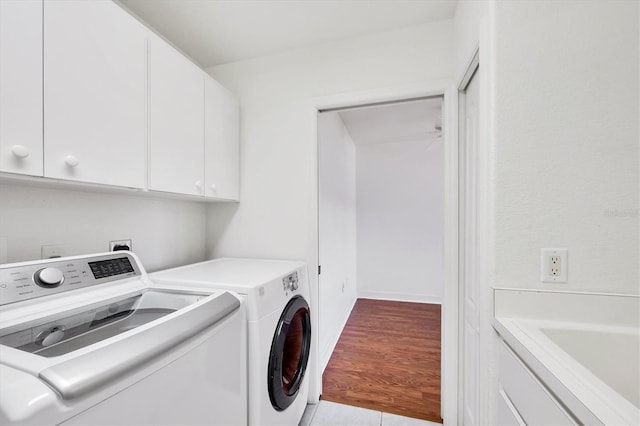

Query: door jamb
[309,78,455,422]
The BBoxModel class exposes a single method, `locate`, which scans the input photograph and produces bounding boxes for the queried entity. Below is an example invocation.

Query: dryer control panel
[282,271,299,295]
[0,252,141,306]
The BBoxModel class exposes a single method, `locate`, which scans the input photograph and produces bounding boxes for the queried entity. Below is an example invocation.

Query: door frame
[452,39,492,425]
[308,77,458,422]
[455,48,480,424]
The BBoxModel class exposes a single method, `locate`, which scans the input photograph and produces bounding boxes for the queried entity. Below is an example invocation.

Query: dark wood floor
[321,298,442,423]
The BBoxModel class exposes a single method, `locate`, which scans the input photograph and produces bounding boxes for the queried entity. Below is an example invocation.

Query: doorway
[316,97,444,422]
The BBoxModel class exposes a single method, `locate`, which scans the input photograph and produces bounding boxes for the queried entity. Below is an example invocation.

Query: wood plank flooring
[321,299,442,423]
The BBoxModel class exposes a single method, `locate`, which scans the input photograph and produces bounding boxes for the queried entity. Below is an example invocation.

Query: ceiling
[338,97,442,146]
[118,0,458,68]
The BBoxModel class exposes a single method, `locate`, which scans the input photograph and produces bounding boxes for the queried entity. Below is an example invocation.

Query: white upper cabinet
[204,76,239,201]
[0,0,43,176]
[43,0,146,188]
[148,34,205,196]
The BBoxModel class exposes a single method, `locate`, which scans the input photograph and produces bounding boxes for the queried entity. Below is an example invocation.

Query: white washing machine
[150,258,312,426]
[0,252,247,425]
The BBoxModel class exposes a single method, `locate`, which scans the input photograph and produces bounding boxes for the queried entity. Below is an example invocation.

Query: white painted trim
[477,15,496,426]
[308,103,321,403]
[320,296,357,374]
[457,44,480,91]
[312,79,451,112]
[494,286,640,298]
[443,39,484,426]
[442,84,460,425]
[358,291,442,305]
[309,78,454,419]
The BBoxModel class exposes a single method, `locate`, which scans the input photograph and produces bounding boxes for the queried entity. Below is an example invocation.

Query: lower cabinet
[496,387,525,426]
[497,340,576,425]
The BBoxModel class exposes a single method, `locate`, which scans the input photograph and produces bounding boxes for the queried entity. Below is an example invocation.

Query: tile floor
[299,401,442,426]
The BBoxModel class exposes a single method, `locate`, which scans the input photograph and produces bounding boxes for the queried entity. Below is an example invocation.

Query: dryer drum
[268,295,312,411]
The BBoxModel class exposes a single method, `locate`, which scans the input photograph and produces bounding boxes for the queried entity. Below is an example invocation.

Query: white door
[0,0,43,176]
[43,0,146,188]
[148,34,204,196]
[204,76,240,200]
[461,69,480,425]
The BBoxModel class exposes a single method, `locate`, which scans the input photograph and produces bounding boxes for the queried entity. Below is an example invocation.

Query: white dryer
[151,258,312,426]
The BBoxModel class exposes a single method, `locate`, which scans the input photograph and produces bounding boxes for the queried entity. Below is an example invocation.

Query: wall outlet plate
[109,239,132,251]
[541,248,567,283]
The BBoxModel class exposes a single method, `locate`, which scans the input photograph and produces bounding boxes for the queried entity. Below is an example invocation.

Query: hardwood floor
[321,298,442,423]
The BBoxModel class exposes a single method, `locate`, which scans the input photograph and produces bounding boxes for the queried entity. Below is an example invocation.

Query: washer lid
[1,290,239,401]
[0,289,209,358]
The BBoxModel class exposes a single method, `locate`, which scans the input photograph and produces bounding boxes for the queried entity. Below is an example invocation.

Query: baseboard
[320,297,357,374]
[358,291,442,305]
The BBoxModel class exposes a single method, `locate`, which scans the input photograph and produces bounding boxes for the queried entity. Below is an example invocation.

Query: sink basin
[541,326,640,410]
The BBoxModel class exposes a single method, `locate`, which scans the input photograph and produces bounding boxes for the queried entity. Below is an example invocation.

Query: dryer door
[267,295,311,411]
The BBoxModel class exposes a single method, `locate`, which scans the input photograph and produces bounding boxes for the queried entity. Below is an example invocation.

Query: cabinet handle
[11,145,30,159]
[65,155,79,168]
[195,180,203,189]
[209,184,216,191]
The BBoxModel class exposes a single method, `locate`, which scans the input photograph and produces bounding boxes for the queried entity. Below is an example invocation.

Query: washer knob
[34,268,65,288]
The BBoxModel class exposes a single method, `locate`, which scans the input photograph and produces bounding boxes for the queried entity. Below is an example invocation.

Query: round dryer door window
[268,295,311,411]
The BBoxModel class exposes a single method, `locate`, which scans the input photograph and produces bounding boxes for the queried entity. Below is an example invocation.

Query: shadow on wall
[206,202,240,259]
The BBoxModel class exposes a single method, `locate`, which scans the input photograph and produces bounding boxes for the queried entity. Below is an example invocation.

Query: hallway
[321,299,442,423]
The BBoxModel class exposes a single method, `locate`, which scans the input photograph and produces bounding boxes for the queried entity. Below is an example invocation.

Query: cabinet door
[204,76,239,200]
[0,0,43,176]
[148,34,204,196]
[43,0,146,188]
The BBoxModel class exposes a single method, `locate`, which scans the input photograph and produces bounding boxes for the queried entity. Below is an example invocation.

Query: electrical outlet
[541,248,567,283]
[42,244,65,259]
[109,239,132,251]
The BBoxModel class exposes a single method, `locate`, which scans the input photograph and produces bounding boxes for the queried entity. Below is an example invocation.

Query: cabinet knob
[209,184,216,191]
[195,180,203,189]
[11,145,30,159]
[64,155,79,168]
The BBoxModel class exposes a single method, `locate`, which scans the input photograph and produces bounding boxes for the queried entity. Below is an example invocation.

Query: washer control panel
[0,252,141,306]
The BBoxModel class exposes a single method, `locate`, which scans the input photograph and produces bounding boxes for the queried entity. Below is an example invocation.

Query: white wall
[356,138,443,303]
[317,111,357,371]
[490,0,639,295]
[453,0,488,76]
[0,183,206,271]
[205,21,453,260]
[205,20,454,400]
